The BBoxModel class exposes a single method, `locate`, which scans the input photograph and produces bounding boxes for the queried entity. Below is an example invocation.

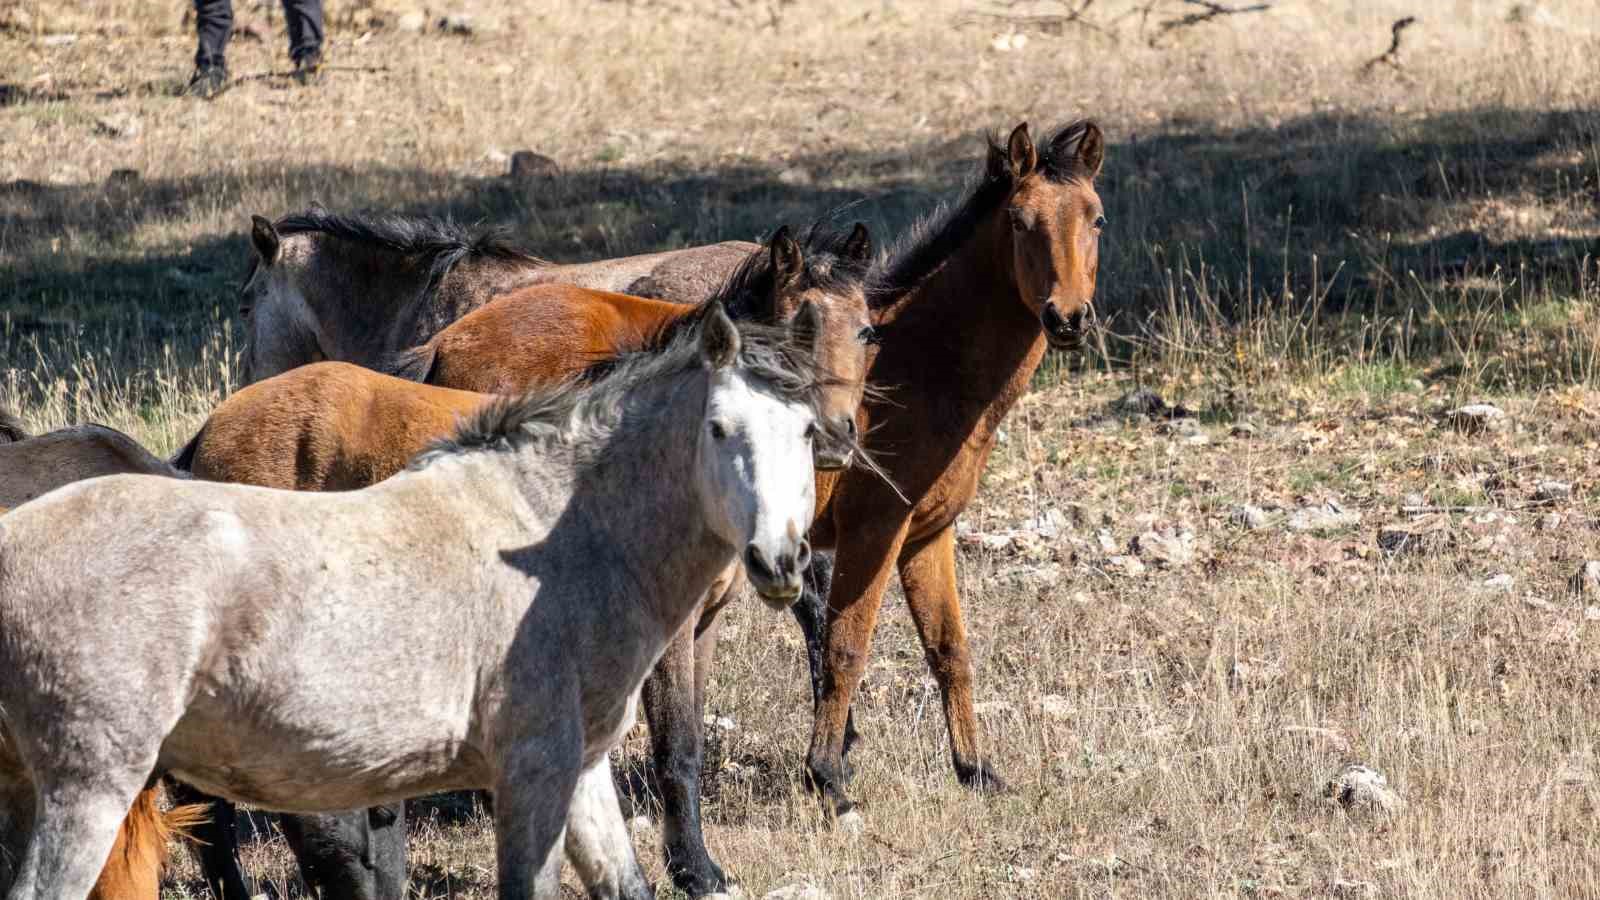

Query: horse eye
[1010,214,1026,233]
[857,325,880,345]
[709,421,728,441]
[805,422,819,442]
[1093,215,1107,230]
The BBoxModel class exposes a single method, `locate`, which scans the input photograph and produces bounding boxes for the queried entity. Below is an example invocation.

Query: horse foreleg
[805,516,909,829]
[563,756,653,900]
[495,731,581,900]
[793,552,862,777]
[164,779,252,900]
[641,612,729,897]
[898,525,1005,793]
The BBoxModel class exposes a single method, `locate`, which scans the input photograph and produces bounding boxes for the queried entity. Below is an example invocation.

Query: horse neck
[509,376,730,634]
[874,213,1046,436]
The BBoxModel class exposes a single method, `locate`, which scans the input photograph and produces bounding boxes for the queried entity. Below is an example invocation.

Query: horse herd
[0,119,1107,900]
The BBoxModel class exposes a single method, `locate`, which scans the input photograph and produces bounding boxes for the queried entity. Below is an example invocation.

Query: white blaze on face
[699,367,816,596]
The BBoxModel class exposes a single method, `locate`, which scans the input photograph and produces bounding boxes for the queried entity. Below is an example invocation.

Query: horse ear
[700,301,741,370]
[844,222,871,263]
[250,215,280,265]
[789,300,820,356]
[1054,120,1105,179]
[1007,123,1038,179]
[770,225,803,290]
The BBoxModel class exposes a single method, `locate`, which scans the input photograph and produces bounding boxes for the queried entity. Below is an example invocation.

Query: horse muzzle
[744,540,811,609]
[1041,301,1088,351]
[813,446,855,472]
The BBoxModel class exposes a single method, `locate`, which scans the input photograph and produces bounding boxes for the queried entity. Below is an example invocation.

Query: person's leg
[193,0,233,70]
[281,0,325,65]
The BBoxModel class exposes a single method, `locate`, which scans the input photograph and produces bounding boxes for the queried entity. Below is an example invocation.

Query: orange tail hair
[87,785,209,900]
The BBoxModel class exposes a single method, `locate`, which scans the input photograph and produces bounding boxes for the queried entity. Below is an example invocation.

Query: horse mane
[412,317,865,474]
[868,120,1094,308]
[0,408,26,443]
[274,207,549,307]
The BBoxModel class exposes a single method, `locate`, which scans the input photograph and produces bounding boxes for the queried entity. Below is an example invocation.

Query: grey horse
[0,307,851,900]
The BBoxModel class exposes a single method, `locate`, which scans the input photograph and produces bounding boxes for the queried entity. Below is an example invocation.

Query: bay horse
[0,309,851,900]
[793,120,1107,828]
[178,224,874,899]
[239,205,759,383]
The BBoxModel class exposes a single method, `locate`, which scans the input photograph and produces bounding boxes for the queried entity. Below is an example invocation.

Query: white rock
[1132,527,1196,567]
[1325,763,1404,812]
[833,809,864,837]
[1036,694,1072,719]
[1105,554,1146,577]
[1287,500,1360,533]
[1535,480,1573,501]
[1445,403,1507,434]
[1483,573,1515,591]
[1230,504,1269,530]
[626,814,653,837]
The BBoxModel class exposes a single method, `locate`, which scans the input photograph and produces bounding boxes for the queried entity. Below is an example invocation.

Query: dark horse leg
[641,600,728,898]
[163,780,251,900]
[280,806,407,900]
[166,778,405,900]
[792,551,861,778]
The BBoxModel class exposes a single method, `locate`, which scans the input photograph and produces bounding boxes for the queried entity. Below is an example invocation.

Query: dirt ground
[2,0,1599,897]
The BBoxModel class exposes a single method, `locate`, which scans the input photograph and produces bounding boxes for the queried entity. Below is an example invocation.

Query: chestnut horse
[0,418,206,900]
[240,205,759,383]
[177,223,875,899]
[794,121,1107,827]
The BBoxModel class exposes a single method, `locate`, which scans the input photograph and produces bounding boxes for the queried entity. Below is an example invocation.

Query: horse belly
[160,691,486,811]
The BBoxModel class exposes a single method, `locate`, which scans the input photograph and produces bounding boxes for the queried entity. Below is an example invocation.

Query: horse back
[189,361,490,491]
[427,284,691,394]
[0,424,184,509]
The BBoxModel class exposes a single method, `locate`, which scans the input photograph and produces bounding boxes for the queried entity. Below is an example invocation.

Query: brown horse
[0,419,206,900]
[240,205,759,383]
[797,121,1107,827]
[382,223,874,469]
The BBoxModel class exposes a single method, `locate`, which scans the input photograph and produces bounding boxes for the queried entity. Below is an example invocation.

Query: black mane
[868,120,1095,307]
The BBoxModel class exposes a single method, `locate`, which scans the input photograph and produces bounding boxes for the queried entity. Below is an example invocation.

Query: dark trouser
[195,0,324,68]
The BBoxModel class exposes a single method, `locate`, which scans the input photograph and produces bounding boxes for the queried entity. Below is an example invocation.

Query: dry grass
[3,0,1600,897]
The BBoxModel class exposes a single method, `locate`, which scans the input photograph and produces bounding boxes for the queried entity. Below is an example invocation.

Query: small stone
[508,150,559,179]
[1132,527,1196,568]
[1534,480,1573,502]
[1522,596,1555,612]
[1105,555,1146,577]
[1330,880,1376,898]
[777,167,812,186]
[1402,492,1427,508]
[1287,500,1361,533]
[1011,866,1037,882]
[1538,512,1564,531]
[1483,573,1515,591]
[1230,422,1258,438]
[1377,518,1452,556]
[1036,694,1072,719]
[1569,561,1600,595]
[40,33,78,46]
[94,114,141,139]
[1095,529,1118,554]
[762,884,830,900]
[396,10,427,32]
[1325,763,1404,813]
[1230,504,1270,530]
[1113,387,1169,418]
[1445,403,1507,435]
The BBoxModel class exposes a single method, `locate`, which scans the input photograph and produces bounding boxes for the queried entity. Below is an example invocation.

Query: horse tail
[377,343,440,384]
[168,424,207,473]
[0,409,26,444]
[87,785,208,900]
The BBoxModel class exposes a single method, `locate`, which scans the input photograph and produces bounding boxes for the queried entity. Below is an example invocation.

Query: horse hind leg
[7,775,149,900]
[562,757,652,900]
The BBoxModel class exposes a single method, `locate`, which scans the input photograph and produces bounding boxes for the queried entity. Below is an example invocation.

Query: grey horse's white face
[696,348,817,608]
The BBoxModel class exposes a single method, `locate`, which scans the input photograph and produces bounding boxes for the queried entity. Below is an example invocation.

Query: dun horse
[0,309,851,900]
[240,205,765,383]
[793,121,1107,827]
[0,417,206,900]
[179,225,873,899]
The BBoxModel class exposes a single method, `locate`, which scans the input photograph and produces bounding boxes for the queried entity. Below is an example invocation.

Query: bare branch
[1362,16,1418,73]
[1150,0,1272,44]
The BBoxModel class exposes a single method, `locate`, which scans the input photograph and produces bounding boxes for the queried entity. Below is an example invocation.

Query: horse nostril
[796,540,813,572]
[840,417,857,439]
[744,543,775,581]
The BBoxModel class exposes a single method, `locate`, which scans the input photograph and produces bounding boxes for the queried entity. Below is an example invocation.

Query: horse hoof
[957,763,1009,795]
[834,808,865,837]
